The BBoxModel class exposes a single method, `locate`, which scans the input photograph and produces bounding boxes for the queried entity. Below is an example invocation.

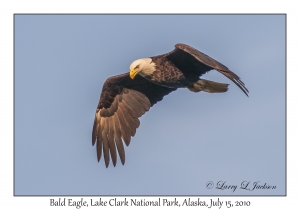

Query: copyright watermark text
[206,181,276,193]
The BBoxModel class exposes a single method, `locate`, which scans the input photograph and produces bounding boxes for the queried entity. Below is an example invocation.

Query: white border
[1,0,296,209]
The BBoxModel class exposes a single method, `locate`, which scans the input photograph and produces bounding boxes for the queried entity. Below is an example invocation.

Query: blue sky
[14,14,285,196]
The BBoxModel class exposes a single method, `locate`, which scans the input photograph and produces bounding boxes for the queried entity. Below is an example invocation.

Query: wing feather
[130,91,151,110]
[96,115,103,162]
[127,92,150,113]
[112,114,125,165]
[116,103,131,146]
[121,102,137,140]
[107,117,117,167]
[92,115,98,146]
[102,117,110,167]
[122,93,144,117]
[121,100,140,129]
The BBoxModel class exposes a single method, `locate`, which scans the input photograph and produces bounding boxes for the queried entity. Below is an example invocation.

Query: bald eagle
[92,43,248,167]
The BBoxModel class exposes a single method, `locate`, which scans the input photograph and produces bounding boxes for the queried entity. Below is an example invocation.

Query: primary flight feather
[92,43,248,167]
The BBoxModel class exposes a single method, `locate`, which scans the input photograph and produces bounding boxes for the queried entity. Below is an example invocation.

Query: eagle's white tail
[188,79,229,93]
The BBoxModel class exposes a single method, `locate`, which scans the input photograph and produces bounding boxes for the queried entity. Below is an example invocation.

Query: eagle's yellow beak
[130,68,139,79]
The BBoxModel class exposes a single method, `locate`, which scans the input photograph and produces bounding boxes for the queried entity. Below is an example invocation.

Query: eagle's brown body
[92,43,248,167]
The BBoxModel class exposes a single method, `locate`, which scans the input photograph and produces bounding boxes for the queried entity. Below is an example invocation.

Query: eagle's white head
[129,58,156,79]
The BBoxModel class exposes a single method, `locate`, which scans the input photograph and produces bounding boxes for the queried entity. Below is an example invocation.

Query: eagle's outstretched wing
[92,73,176,167]
[164,43,249,96]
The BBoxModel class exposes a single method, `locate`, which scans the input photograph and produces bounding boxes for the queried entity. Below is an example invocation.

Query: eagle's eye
[135,65,140,70]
